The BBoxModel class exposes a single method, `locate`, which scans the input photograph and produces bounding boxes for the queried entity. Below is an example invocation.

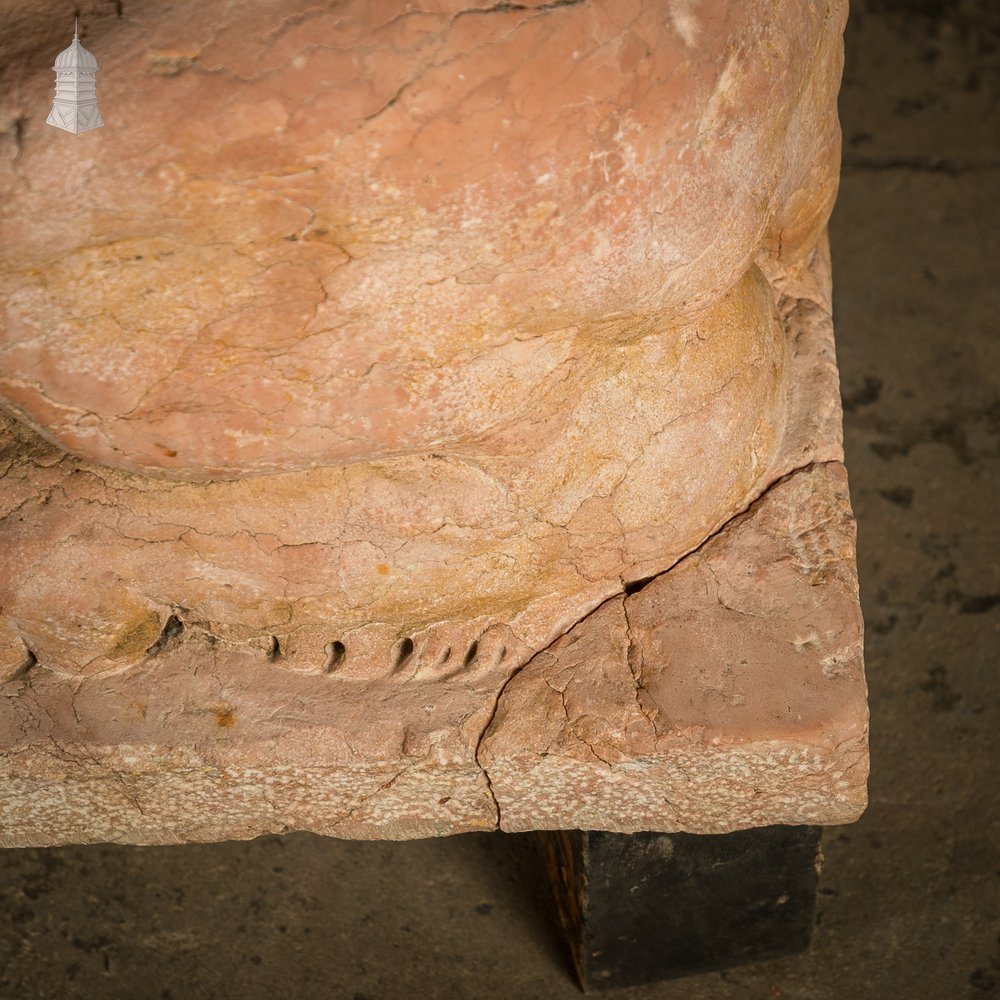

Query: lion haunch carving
[0,0,847,680]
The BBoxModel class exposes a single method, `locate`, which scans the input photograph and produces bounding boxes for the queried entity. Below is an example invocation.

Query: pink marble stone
[479,461,868,834]
[0,270,866,846]
[1,0,845,480]
[0,0,865,845]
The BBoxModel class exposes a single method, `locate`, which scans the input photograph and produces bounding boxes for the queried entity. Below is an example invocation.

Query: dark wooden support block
[539,825,822,991]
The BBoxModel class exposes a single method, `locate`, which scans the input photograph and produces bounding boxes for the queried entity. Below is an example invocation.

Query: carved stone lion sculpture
[0,0,846,681]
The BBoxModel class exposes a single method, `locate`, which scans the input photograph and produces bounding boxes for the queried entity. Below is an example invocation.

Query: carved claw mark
[145,614,183,656]
[323,640,346,673]
[438,633,507,681]
[414,643,454,678]
[439,636,484,680]
[391,637,414,673]
[463,640,479,667]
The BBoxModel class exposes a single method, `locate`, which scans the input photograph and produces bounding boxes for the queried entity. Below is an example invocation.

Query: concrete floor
[2,2,998,997]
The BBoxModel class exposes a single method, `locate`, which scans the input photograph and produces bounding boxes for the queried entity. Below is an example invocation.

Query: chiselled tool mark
[463,639,479,667]
[438,633,503,681]
[266,635,281,662]
[145,614,183,656]
[323,640,346,673]
[391,636,415,673]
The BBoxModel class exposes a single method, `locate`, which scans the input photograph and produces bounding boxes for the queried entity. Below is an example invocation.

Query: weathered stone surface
[0,263,793,678]
[0,1,864,845]
[479,461,868,834]
[0,238,842,681]
[1,1,844,478]
[0,0,849,682]
[0,284,865,846]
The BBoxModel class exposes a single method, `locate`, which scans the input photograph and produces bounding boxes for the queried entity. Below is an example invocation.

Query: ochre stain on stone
[106,608,163,662]
[214,707,236,729]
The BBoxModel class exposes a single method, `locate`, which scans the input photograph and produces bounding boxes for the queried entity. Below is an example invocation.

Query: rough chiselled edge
[472,456,864,832]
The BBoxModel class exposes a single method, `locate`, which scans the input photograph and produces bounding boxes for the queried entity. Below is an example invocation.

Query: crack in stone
[474,457,842,822]
[356,0,588,132]
[622,595,657,735]
[454,0,588,19]
[328,764,412,832]
[542,667,615,769]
